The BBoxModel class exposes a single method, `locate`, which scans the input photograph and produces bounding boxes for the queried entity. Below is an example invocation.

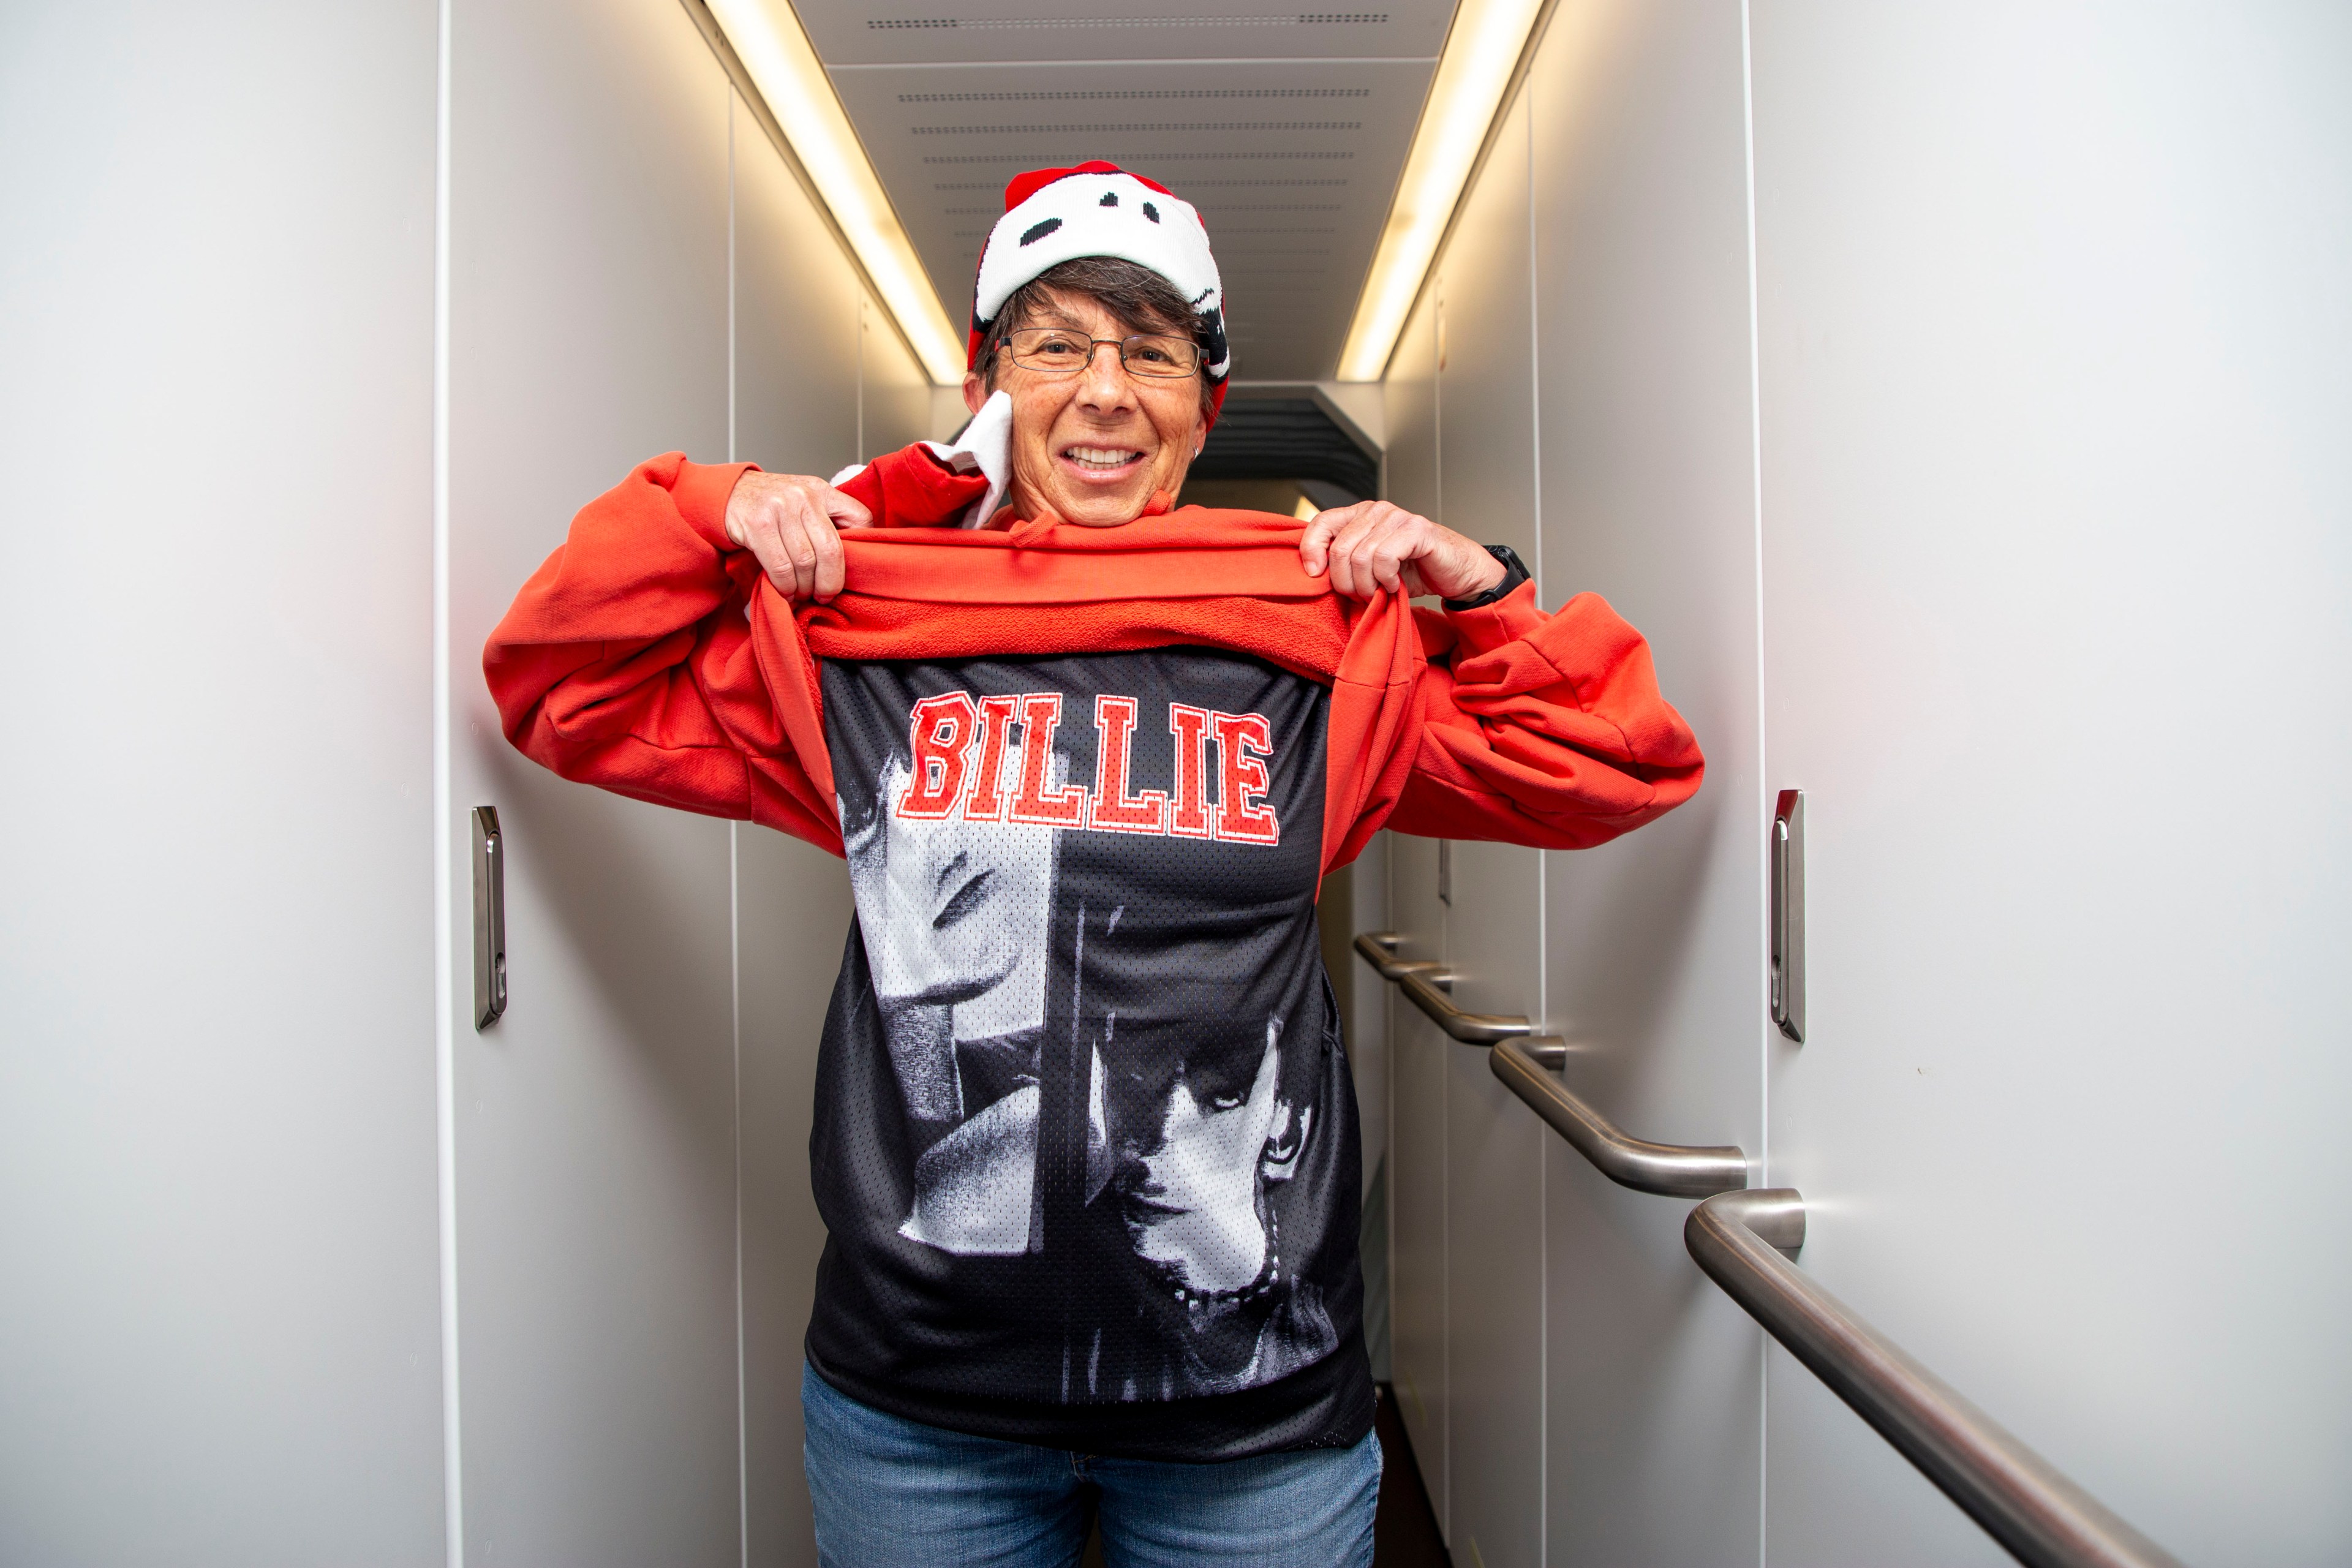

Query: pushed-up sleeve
[481,451,845,854]
[1388,581,1704,849]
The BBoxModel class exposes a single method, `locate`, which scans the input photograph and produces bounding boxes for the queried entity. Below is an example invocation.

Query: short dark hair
[977,256,1215,415]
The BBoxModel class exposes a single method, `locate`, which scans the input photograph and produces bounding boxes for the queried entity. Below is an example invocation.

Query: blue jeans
[802,1363,1381,1568]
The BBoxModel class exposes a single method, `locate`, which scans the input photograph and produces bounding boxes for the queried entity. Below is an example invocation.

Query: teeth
[1065,446,1141,469]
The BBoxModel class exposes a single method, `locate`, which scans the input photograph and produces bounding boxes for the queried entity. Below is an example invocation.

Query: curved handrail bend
[1490,1039,1747,1197]
[1688,1191,2188,1568]
[1354,931,1740,1192]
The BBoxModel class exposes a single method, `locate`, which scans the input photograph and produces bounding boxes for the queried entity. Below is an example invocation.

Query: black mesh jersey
[803,647,1373,1460]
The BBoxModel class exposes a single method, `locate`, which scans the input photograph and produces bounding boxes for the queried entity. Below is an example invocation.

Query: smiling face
[963,287,1210,528]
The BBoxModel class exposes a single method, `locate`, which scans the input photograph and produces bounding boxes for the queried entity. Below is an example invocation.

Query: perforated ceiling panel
[793,2,1455,381]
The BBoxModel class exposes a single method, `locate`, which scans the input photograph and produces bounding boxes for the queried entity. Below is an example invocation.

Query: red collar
[837,502,1328,606]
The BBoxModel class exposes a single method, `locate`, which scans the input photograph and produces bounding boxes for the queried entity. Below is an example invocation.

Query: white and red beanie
[968,160,1231,425]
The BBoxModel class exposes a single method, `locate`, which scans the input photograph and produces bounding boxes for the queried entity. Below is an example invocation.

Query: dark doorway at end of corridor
[1372,1384,1452,1567]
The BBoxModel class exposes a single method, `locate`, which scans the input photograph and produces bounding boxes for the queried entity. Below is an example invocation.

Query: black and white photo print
[805,649,1365,1431]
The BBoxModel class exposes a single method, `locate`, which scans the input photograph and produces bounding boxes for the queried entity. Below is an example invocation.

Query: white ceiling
[793,2,1457,381]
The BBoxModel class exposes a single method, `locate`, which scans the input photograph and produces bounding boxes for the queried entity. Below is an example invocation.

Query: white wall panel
[860,299,937,459]
[1526,5,1766,1564]
[731,96,865,1567]
[1432,93,1547,1568]
[0,4,445,1563]
[1752,5,2352,1564]
[445,1,739,1562]
[1345,850,1391,1210]
[1381,282,1452,1525]
[736,824,854,1568]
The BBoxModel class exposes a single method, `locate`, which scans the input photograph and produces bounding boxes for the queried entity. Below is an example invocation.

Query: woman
[486,160,1703,1568]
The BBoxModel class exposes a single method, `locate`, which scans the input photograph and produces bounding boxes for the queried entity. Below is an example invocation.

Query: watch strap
[1442,543,1531,611]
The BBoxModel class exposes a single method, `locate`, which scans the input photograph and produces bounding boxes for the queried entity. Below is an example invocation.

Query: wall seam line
[732,821,747,1568]
[1432,284,1450,1542]
[431,0,464,1562]
[1740,4,1771,1566]
[1525,88,1547,1568]
[728,89,750,1568]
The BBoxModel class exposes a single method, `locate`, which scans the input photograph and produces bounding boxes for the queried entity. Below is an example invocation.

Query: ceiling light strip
[1336,0,1549,382]
[703,0,967,383]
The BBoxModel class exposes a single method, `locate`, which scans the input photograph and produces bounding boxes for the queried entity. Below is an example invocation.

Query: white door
[1382,278,1457,1529]
[1526,4,1773,1564]
[443,2,742,1559]
[1374,8,1773,1562]
[1425,3,2352,1563]
[440,3,889,1562]
[1433,95,1550,1568]
[1751,6,2352,1563]
[1,1,446,1561]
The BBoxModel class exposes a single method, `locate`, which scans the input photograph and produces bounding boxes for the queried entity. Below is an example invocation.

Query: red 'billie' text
[894,692,1280,845]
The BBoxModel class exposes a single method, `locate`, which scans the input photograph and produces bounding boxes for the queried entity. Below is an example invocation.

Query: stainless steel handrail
[1352,932,1566,1062]
[1490,1039,1747,1197]
[1688,1191,2188,1568]
[1398,968,1535,1043]
[1354,930,1740,1191]
[1352,930,1437,982]
[1357,929,2181,1567]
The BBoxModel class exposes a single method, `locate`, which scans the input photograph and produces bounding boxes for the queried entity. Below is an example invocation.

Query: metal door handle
[473,806,506,1029]
[1771,789,1806,1042]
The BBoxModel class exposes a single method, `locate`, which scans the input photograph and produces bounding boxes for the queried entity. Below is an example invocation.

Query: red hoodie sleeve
[1386,582,1705,849]
[481,452,845,853]
[834,443,991,527]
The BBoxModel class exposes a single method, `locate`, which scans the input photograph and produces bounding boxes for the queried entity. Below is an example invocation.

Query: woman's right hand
[725,470,872,604]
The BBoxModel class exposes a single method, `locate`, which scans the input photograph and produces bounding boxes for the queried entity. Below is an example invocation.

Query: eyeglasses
[999,326,1201,379]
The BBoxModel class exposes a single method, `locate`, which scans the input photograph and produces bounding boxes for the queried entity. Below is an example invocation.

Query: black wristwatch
[1442,543,1531,611]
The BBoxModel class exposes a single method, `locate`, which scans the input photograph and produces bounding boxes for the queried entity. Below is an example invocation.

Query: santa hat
[968,160,1231,424]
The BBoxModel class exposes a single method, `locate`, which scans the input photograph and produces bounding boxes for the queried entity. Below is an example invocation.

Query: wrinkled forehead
[1015,289,1129,331]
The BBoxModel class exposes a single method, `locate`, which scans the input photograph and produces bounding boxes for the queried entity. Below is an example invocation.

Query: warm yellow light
[1337,0,1547,382]
[707,0,966,384]
[1293,495,1321,522]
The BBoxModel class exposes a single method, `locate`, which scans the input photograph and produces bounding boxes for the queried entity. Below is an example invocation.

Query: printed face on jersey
[845,741,1055,1042]
[1117,1017,1313,1296]
[843,734,1060,1259]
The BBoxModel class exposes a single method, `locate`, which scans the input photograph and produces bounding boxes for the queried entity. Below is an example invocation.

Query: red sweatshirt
[482,447,1702,1460]
[484,450,1703,872]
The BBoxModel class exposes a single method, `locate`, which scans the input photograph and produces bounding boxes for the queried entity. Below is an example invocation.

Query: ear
[963,371,989,415]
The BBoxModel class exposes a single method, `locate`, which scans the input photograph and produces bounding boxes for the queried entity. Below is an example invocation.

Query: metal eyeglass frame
[997,329,1202,380]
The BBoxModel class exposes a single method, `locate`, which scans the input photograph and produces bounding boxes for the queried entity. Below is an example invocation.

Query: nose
[1074,340,1138,412]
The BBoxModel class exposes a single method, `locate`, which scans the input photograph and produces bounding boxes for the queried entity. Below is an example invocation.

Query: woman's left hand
[1298,500,1509,601]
